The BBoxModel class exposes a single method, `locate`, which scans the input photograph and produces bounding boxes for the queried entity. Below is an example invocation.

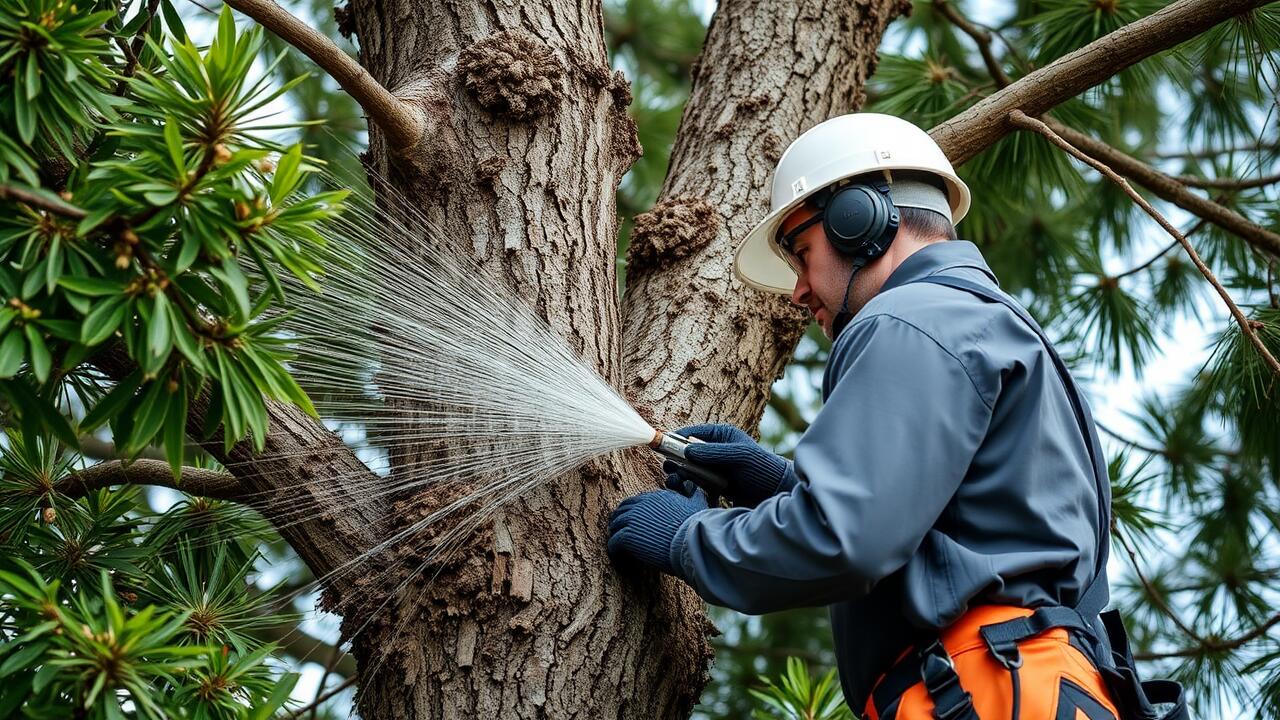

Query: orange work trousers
[864,606,1122,720]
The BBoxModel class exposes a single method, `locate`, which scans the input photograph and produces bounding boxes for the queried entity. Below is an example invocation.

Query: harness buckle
[985,638,1024,670]
[919,641,974,720]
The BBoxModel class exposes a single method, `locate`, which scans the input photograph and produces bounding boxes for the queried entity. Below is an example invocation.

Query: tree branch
[932,0,1012,88]
[931,0,1271,165]
[285,676,357,719]
[0,184,88,219]
[1009,110,1280,380]
[1134,611,1280,661]
[254,618,357,678]
[1154,142,1279,161]
[1094,419,1168,457]
[1175,171,1280,191]
[56,459,243,499]
[1114,219,1205,280]
[1042,119,1280,258]
[767,392,810,434]
[1115,532,1207,646]
[222,0,425,150]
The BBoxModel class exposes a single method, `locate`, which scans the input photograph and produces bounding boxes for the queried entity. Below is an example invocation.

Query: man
[607,114,1185,719]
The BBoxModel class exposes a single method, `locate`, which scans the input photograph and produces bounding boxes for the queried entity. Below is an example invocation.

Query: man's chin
[814,311,834,339]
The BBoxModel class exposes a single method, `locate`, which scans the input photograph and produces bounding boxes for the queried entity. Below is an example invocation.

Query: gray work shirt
[670,240,1106,709]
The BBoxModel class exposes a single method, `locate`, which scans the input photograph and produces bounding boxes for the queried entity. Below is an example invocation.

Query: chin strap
[830,256,869,339]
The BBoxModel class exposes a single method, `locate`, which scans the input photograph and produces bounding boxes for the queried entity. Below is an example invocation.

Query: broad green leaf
[0,331,24,378]
[149,292,172,358]
[23,324,50,383]
[164,115,186,181]
[81,295,129,346]
[57,276,126,296]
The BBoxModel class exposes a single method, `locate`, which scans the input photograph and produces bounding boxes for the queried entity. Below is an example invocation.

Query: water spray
[193,158,743,675]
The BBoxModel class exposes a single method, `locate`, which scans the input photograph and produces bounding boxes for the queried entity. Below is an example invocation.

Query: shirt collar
[876,240,998,296]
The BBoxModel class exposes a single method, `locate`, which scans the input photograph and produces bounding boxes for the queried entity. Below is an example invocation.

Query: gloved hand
[664,423,794,508]
[607,488,709,575]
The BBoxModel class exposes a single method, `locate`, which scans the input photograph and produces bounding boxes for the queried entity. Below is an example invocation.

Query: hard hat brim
[734,170,972,295]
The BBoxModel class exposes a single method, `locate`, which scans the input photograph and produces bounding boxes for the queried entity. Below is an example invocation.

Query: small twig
[115,0,163,94]
[285,675,357,719]
[1176,171,1280,191]
[1153,142,1279,161]
[0,184,89,219]
[932,0,1012,88]
[1269,258,1279,310]
[1010,110,1280,380]
[312,643,343,720]
[1114,219,1205,280]
[222,0,426,149]
[1094,419,1168,457]
[1115,532,1206,645]
[1134,611,1280,661]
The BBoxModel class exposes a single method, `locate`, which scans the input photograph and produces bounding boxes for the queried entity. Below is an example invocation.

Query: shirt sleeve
[670,313,994,615]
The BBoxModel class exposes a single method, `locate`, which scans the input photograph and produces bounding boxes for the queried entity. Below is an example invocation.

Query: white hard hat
[734,113,972,294]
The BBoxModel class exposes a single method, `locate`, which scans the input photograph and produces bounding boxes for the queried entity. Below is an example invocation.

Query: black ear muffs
[813,180,900,262]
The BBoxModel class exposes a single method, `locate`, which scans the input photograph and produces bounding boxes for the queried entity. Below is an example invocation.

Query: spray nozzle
[648,430,728,495]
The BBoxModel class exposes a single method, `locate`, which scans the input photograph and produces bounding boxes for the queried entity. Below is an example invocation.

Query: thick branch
[1133,610,1280,660]
[1009,111,1280,380]
[1042,118,1280,258]
[222,0,425,150]
[57,459,243,499]
[931,0,1271,164]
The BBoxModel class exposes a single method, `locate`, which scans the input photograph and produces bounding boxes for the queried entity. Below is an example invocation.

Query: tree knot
[626,197,721,277]
[607,70,642,172]
[458,31,565,120]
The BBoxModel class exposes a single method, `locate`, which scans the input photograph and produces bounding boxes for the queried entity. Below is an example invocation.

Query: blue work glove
[664,423,794,509]
[607,489,709,575]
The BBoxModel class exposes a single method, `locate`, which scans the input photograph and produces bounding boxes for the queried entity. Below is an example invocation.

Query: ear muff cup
[816,181,900,260]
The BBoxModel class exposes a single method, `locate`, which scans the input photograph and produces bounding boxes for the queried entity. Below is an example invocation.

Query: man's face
[779,203,855,338]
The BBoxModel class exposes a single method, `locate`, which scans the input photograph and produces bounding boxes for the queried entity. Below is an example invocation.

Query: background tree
[1,0,1278,718]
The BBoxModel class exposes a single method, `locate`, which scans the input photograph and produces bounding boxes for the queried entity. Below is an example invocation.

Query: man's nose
[790,276,810,308]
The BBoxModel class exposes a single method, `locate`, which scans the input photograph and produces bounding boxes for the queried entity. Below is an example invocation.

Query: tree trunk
[621,0,910,430]
[121,0,910,715]
[321,0,912,716]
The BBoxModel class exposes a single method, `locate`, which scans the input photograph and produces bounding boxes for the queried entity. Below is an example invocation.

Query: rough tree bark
[151,0,1268,716]
[336,0,910,717]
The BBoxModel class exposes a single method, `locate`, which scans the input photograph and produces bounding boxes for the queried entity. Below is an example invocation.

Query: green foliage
[0,562,297,718]
[749,657,852,720]
[0,2,342,716]
[0,4,344,478]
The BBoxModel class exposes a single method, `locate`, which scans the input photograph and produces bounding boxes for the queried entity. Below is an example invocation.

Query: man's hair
[899,206,958,242]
